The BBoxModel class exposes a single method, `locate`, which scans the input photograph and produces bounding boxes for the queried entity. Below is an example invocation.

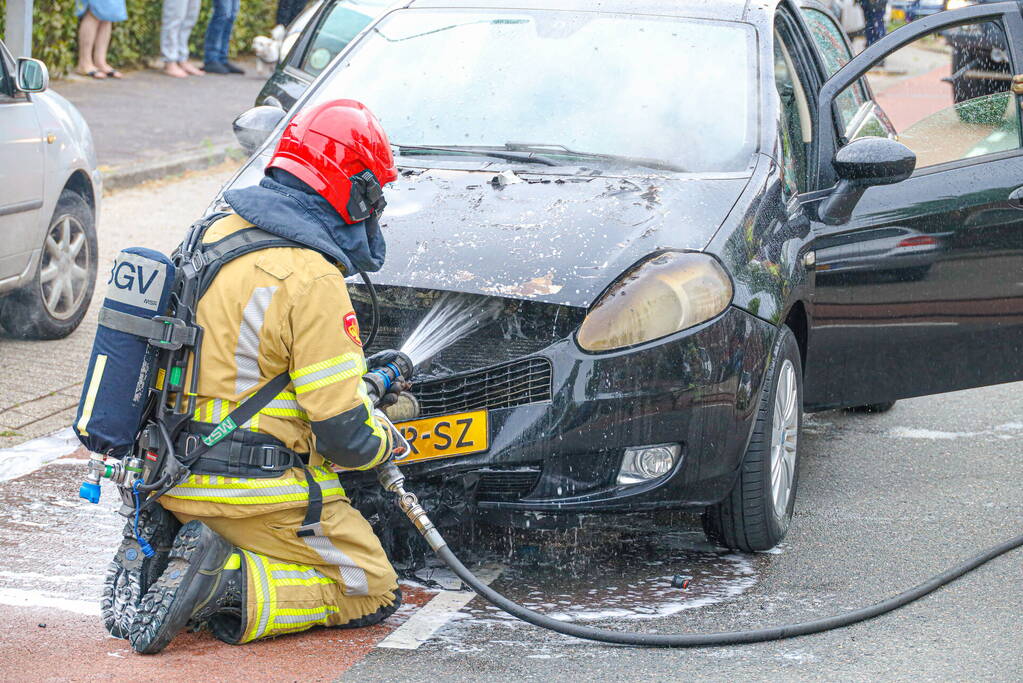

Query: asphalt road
[346,384,1023,682]
[1,165,1020,682]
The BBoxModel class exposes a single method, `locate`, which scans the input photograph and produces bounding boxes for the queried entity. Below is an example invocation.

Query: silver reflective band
[274,609,334,625]
[243,550,272,639]
[298,522,370,596]
[235,286,277,394]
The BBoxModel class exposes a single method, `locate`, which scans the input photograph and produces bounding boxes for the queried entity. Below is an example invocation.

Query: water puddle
[422,523,763,648]
[0,428,80,483]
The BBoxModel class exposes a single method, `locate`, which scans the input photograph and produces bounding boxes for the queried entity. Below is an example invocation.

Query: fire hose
[369,355,1023,647]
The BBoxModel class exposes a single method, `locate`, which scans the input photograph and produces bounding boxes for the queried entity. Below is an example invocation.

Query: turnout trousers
[160,466,399,643]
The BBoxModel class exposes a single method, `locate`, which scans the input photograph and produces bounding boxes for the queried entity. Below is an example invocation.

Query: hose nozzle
[363,351,414,405]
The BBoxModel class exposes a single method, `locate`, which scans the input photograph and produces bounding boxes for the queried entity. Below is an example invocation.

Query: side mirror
[233,105,286,155]
[819,137,916,226]
[16,58,49,93]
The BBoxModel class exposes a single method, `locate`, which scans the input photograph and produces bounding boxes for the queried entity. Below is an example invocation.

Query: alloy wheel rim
[39,215,90,320]
[770,359,799,518]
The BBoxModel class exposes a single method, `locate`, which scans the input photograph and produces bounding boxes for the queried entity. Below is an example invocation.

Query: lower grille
[414,357,553,417]
[475,467,542,502]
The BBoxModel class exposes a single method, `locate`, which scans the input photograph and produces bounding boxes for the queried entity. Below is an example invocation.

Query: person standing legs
[859,0,887,47]
[161,0,189,77]
[179,0,205,75]
[204,0,245,75]
[161,0,203,78]
[76,10,106,78]
[92,20,123,78]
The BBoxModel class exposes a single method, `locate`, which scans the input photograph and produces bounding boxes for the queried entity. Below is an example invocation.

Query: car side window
[299,2,374,77]
[801,7,867,135]
[835,19,1022,170]
[774,31,811,196]
[0,44,18,100]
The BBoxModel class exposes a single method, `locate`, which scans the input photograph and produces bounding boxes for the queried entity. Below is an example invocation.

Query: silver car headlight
[576,251,733,352]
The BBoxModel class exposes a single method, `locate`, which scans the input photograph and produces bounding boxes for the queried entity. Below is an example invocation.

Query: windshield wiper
[395,144,559,166]
[504,142,687,172]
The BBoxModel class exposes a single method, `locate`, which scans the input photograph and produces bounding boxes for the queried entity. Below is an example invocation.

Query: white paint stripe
[0,587,100,615]
[0,427,80,483]
[377,565,503,650]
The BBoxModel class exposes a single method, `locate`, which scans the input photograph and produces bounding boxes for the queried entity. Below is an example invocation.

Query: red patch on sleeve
[343,311,362,346]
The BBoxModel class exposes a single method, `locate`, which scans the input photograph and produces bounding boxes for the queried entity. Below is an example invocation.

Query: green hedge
[1,0,278,75]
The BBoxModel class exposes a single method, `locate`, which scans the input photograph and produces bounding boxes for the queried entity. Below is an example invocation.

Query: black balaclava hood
[223,168,386,273]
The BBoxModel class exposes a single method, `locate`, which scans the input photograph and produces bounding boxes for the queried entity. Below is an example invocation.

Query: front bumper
[346,306,775,527]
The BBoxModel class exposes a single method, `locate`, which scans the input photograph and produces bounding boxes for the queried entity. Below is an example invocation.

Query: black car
[255,0,392,110]
[225,0,1023,552]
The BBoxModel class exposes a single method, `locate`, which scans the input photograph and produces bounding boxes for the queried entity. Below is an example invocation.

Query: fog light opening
[617,444,681,486]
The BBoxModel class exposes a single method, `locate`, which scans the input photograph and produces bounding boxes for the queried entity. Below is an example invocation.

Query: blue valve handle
[79,481,101,504]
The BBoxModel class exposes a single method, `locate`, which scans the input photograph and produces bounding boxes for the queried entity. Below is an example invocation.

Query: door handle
[1009,186,1023,210]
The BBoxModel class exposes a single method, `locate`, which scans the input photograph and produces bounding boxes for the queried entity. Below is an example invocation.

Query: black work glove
[366,349,402,371]
[365,349,410,409]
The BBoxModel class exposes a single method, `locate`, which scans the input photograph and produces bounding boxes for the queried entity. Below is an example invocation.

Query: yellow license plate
[395,410,489,464]
[891,8,905,20]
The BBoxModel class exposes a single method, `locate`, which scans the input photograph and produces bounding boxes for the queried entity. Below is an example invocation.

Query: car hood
[219,160,749,307]
[372,167,748,308]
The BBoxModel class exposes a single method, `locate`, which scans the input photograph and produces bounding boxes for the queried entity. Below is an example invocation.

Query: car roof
[403,0,763,23]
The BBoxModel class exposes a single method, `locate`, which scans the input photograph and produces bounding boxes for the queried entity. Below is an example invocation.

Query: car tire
[845,401,896,414]
[702,325,801,552]
[0,190,97,340]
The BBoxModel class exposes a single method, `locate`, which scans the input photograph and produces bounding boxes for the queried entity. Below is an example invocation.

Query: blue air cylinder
[74,248,176,458]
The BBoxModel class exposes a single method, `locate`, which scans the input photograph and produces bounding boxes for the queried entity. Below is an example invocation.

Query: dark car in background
[226,0,1023,553]
[255,0,392,110]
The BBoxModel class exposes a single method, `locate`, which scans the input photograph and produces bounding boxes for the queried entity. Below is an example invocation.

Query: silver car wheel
[39,215,91,320]
[770,359,799,518]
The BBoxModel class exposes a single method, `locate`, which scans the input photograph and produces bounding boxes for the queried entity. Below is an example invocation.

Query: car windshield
[303,9,758,173]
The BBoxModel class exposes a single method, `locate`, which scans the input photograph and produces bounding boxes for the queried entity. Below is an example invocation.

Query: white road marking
[378,565,503,650]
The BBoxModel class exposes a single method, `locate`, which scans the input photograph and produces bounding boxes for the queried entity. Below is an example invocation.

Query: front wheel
[0,190,97,339]
[703,326,802,552]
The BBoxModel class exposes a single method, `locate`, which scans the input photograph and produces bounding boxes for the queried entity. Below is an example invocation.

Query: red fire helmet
[267,99,397,224]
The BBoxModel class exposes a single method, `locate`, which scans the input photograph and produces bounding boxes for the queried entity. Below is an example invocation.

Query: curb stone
[102,141,246,193]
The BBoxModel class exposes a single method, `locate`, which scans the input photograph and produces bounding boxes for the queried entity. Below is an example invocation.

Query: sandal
[105,70,123,79]
[76,69,107,79]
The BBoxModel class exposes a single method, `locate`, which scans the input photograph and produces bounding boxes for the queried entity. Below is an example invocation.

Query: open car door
[805,2,1023,410]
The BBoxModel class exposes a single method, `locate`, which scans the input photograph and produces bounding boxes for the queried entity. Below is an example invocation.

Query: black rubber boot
[101,504,180,639]
[128,520,235,654]
[333,588,403,629]
[188,552,245,644]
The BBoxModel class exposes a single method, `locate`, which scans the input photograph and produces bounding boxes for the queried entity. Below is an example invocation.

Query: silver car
[0,40,101,339]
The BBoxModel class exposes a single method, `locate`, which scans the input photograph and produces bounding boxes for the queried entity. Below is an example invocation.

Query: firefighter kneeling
[110,100,405,654]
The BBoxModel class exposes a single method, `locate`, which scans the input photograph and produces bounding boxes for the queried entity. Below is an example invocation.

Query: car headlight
[576,251,733,352]
[946,0,975,10]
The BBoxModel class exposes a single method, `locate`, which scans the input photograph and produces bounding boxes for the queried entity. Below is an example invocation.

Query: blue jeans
[204,0,239,64]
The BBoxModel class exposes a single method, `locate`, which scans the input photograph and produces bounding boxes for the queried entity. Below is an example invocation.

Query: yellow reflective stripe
[270,605,339,629]
[76,354,107,437]
[273,577,335,587]
[354,382,389,470]
[224,553,241,570]
[293,367,363,395]
[291,353,362,379]
[165,467,345,504]
[291,353,364,395]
